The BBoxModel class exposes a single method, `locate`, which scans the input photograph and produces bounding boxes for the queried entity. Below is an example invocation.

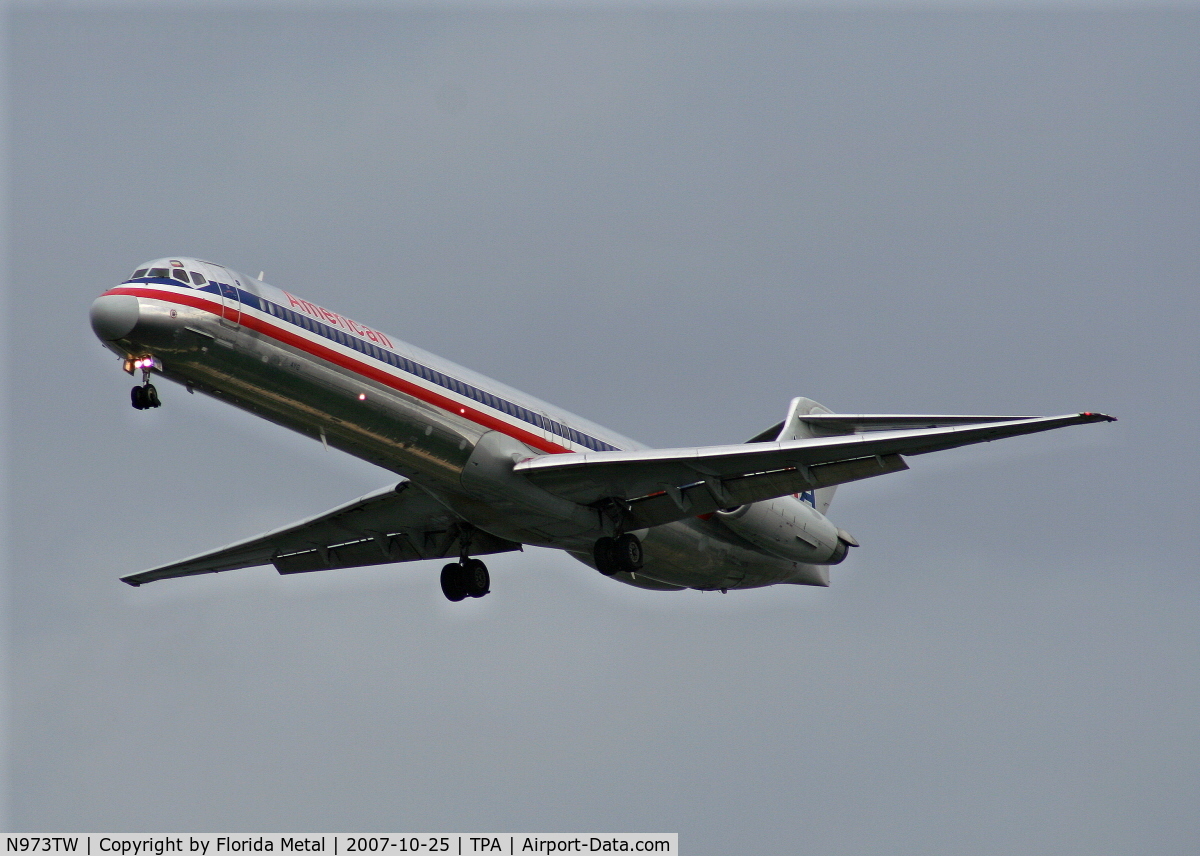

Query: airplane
[90,257,1115,601]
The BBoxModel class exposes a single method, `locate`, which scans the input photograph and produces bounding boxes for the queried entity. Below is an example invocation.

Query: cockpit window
[172,270,189,284]
[148,268,169,278]
[133,268,148,279]
[190,271,206,285]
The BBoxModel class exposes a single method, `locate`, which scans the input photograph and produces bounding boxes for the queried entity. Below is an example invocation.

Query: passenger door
[204,262,241,329]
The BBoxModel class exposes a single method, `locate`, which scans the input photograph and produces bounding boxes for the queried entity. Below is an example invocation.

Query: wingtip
[120,576,142,587]
[1080,412,1117,423]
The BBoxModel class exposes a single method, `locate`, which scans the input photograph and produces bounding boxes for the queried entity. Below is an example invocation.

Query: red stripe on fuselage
[107,285,572,455]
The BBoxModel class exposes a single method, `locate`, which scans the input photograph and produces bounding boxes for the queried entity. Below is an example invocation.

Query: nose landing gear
[127,355,161,410]
[131,384,160,410]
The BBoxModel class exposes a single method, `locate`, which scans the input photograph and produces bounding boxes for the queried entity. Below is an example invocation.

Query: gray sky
[6,5,1199,853]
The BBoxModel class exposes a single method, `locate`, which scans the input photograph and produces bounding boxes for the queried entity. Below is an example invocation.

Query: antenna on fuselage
[258,271,265,281]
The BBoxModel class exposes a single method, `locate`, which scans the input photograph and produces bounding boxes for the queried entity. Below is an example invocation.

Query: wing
[121,481,520,586]
[515,412,1115,529]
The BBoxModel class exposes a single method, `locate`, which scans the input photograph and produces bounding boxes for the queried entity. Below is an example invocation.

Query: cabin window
[133,268,148,279]
[190,272,206,285]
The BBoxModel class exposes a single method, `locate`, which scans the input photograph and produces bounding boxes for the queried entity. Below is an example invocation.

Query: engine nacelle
[716,496,849,565]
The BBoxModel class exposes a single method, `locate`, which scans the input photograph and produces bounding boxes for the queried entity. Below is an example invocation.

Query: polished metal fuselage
[94,264,832,591]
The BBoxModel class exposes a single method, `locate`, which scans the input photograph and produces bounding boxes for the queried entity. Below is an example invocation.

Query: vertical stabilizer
[776,397,837,514]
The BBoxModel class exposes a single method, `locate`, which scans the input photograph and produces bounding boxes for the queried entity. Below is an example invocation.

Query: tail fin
[747,397,839,514]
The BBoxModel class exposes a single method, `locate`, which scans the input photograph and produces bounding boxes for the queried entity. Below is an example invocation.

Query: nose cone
[90,294,140,341]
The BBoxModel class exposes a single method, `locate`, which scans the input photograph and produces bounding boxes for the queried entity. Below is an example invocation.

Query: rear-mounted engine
[716,497,850,565]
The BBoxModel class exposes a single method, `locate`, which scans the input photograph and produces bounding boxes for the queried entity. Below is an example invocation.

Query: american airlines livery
[91,258,1115,601]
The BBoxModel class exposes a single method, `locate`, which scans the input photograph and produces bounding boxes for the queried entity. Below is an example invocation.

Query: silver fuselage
[92,258,834,591]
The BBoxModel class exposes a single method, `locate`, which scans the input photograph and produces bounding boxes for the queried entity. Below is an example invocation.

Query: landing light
[358,393,366,401]
[124,356,157,374]
[127,355,159,374]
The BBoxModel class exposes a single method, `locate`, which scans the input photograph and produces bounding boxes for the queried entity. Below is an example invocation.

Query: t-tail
[754,397,841,514]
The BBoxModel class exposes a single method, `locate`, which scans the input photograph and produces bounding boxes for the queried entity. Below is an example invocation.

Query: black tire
[462,558,490,598]
[593,536,618,576]
[131,386,146,409]
[146,384,160,408]
[614,533,643,571]
[440,562,467,602]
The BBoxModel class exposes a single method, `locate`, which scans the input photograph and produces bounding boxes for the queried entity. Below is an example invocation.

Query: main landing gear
[593,533,643,577]
[128,356,161,410]
[440,557,490,602]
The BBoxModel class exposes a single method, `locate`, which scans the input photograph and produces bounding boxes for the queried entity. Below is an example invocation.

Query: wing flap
[624,453,909,528]
[121,481,520,586]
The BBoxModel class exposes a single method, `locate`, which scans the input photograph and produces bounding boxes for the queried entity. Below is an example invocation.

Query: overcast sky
[5,4,1199,853]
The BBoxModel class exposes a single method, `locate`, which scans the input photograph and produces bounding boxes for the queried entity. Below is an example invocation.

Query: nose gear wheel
[131,383,160,409]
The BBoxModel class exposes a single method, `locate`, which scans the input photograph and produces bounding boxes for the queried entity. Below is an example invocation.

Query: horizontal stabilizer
[798,413,1037,434]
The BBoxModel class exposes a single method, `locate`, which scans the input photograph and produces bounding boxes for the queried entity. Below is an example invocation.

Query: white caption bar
[5,836,678,856]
